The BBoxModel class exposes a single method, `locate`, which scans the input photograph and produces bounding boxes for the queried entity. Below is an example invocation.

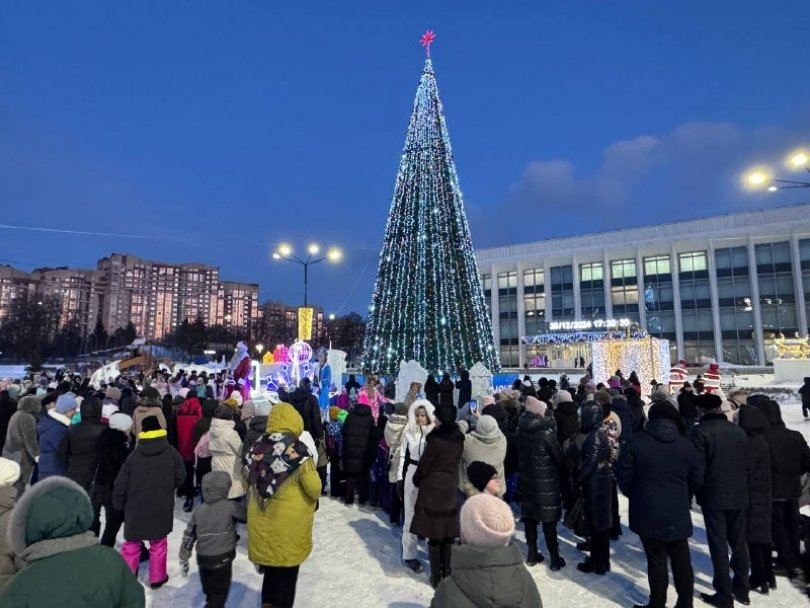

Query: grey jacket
[1,397,41,490]
[179,471,246,569]
[430,543,542,608]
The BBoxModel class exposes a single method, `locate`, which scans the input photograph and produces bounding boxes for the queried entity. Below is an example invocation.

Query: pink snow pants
[121,538,168,584]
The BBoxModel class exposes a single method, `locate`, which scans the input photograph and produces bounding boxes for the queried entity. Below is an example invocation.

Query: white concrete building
[475,203,810,367]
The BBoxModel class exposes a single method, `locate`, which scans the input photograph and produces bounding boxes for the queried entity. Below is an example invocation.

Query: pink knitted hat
[460,493,515,548]
[524,396,547,417]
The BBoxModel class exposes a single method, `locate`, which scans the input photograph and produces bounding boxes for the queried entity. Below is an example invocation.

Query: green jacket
[0,476,144,608]
[430,543,542,608]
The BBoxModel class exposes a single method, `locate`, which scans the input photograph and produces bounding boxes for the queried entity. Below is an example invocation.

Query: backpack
[194,431,212,460]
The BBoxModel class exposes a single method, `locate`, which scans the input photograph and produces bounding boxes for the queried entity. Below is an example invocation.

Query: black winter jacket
[92,426,132,505]
[517,412,562,522]
[610,397,633,442]
[341,404,374,474]
[799,378,810,407]
[113,433,185,541]
[282,387,324,440]
[678,391,698,421]
[691,413,749,509]
[737,405,772,543]
[616,418,703,541]
[241,415,267,458]
[578,404,614,532]
[761,400,810,500]
[60,399,106,492]
[554,400,579,445]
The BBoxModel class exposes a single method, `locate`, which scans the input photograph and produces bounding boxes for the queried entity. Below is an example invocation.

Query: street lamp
[255,343,264,357]
[743,148,810,191]
[271,243,342,306]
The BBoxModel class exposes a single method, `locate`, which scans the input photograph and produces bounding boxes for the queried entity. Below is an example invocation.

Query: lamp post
[743,150,810,191]
[272,244,342,307]
[255,343,264,358]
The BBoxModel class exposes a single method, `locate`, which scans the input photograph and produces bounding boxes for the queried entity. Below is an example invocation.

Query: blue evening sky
[2,1,809,315]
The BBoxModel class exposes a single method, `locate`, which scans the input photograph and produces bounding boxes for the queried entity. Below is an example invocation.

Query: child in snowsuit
[325,407,346,498]
[179,471,247,608]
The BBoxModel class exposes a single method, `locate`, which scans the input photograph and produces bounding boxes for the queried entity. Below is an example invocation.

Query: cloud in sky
[472,112,810,247]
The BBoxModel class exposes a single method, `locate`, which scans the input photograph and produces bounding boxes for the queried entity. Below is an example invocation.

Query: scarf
[245,431,310,509]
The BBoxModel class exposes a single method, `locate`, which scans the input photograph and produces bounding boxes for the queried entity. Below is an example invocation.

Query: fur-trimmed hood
[8,476,96,562]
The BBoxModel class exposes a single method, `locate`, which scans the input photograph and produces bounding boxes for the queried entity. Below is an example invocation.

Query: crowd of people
[0,365,809,608]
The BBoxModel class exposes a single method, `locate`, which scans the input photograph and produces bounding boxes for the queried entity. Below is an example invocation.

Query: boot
[404,559,423,573]
[440,541,452,580]
[526,545,544,566]
[428,543,442,589]
[548,550,566,571]
[183,496,193,513]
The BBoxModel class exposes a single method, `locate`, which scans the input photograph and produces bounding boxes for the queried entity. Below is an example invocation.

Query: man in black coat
[678,383,698,431]
[341,401,374,506]
[59,396,107,534]
[691,394,750,607]
[737,404,773,594]
[617,403,703,608]
[761,398,810,583]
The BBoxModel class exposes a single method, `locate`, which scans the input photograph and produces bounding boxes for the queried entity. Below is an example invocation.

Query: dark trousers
[344,472,369,505]
[560,466,576,511]
[261,565,300,608]
[388,482,403,525]
[803,402,809,418]
[640,536,694,608]
[199,563,232,608]
[591,529,610,567]
[702,507,749,599]
[524,519,560,555]
[611,483,621,537]
[99,502,125,547]
[317,465,327,494]
[178,460,195,498]
[329,461,344,498]
[748,542,773,588]
[772,499,801,571]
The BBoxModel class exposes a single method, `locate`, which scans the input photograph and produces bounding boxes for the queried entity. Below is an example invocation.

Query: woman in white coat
[397,398,435,573]
[208,405,246,499]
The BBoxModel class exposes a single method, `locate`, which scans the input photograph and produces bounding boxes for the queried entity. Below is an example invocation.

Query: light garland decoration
[523,331,649,345]
[298,307,314,341]
[360,33,499,375]
[273,344,290,364]
[591,338,671,390]
[288,340,313,385]
[262,352,275,364]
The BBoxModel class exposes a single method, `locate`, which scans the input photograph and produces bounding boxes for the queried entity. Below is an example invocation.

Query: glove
[397,480,405,501]
[180,559,189,576]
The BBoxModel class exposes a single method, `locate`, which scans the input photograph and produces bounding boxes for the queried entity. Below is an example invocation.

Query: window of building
[523,268,544,293]
[678,252,707,273]
[801,239,810,335]
[755,242,798,347]
[498,271,519,366]
[550,265,575,320]
[643,255,671,277]
[610,259,636,280]
[715,246,757,365]
[580,262,603,283]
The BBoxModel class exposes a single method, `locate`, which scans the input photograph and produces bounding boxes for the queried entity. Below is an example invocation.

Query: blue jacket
[36,411,71,479]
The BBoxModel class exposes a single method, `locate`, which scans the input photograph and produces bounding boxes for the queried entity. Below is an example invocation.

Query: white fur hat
[0,457,21,486]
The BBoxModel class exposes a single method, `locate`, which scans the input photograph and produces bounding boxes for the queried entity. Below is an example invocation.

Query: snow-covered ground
[135,401,810,607]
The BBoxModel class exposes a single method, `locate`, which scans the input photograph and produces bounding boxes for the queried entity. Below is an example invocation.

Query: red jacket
[175,397,202,461]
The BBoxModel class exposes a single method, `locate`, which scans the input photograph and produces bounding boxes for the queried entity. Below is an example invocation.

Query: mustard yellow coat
[247,403,322,567]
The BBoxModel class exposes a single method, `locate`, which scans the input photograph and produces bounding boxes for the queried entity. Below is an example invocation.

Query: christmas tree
[361,32,499,375]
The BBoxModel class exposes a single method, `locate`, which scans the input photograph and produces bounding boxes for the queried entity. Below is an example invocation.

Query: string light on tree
[361,31,499,375]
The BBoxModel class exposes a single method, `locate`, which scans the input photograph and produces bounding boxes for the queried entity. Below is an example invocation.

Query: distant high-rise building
[221,281,259,336]
[0,254,261,342]
[30,267,106,331]
[0,266,35,323]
